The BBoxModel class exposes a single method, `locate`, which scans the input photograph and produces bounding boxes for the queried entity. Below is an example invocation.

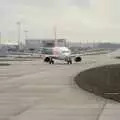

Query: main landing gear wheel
[49,58,54,64]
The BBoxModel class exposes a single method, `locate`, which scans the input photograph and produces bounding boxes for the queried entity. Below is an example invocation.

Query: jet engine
[44,57,50,62]
[74,56,82,62]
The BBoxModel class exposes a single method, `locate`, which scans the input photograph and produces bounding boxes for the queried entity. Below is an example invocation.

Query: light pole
[17,22,21,50]
[54,26,57,41]
[0,32,1,44]
[93,40,95,48]
[24,30,28,44]
[54,26,57,46]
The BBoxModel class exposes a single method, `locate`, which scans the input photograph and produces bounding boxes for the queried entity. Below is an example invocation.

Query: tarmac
[0,54,120,120]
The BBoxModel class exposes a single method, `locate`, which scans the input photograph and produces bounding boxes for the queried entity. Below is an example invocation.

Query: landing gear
[49,57,54,64]
[67,58,72,64]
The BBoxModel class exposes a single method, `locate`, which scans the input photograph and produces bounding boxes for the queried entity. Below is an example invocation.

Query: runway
[0,55,120,120]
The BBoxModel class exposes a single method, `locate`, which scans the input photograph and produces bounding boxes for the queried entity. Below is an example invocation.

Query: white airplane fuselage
[52,47,71,60]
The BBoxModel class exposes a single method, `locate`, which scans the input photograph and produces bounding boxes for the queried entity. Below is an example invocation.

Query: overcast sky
[1,0,120,44]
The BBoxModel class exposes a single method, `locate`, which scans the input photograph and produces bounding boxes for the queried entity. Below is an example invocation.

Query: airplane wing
[71,49,110,57]
[70,54,81,58]
[70,49,110,62]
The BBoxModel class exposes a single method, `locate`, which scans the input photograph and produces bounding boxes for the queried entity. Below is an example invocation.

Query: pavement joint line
[96,99,108,120]
[13,98,41,117]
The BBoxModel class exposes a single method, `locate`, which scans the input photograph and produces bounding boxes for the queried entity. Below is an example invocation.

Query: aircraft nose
[63,53,70,57]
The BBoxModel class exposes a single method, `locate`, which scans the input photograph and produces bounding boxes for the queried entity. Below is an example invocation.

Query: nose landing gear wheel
[69,60,72,64]
[67,58,72,64]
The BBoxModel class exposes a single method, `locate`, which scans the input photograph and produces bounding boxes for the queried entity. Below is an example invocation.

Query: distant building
[0,45,8,57]
[25,39,67,52]
[97,43,120,49]
[6,45,19,51]
[56,39,67,47]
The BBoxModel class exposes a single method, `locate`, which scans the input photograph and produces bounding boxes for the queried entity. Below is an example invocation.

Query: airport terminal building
[0,45,8,57]
[25,39,67,51]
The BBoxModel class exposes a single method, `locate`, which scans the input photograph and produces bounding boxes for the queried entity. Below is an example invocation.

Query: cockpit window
[62,51,70,53]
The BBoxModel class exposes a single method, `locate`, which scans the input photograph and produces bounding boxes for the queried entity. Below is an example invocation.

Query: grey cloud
[69,0,90,7]
[2,0,90,8]
[1,0,57,8]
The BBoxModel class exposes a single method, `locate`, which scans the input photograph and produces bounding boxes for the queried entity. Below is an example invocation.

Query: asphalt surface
[0,55,120,120]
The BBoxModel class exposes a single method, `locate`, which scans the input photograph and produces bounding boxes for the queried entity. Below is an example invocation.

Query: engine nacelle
[44,57,50,62]
[74,56,82,62]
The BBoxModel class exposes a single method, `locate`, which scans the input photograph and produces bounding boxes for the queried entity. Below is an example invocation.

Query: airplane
[40,27,82,64]
[41,46,82,64]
